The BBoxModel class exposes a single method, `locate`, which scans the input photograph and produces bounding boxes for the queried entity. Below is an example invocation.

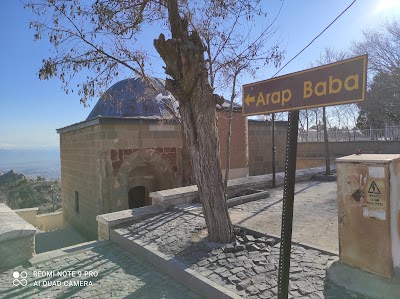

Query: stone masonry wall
[60,115,251,238]
[297,140,400,157]
[218,111,249,179]
[0,236,35,270]
[248,120,288,176]
[60,120,184,239]
[60,124,102,240]
[110,147,178,176]
[0,204,36,270]
[296,140,400,169]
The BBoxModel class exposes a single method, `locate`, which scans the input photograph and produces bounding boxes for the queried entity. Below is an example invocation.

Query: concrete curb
[110,229,243,299]
[150,165,336,208]
[233,224,338,256]
[172,190,271,212]
[326,260,400,299]
[29,241,110,266]
[227,191,270,208]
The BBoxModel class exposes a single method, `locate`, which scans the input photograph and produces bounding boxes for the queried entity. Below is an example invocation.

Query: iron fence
[298,125,400,142]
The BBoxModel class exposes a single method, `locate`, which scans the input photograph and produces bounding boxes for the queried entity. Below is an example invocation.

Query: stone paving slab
[29,241,102,266]
[0,241,202,299]
[114,210,371,299]
[35,227,88,254]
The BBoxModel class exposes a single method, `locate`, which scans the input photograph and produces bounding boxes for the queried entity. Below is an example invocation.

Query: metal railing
[298,126,400,142]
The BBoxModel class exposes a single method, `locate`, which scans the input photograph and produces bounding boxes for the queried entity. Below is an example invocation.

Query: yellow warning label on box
[365,179,385,210]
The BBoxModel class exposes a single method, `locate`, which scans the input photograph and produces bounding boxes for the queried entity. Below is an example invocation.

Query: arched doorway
[112,149,176,212]
[128,186,146,209]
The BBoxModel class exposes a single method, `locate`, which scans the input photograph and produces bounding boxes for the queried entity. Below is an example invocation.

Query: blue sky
[0,0,399,149]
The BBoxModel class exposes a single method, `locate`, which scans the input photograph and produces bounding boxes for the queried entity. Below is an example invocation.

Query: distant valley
[0,148,61,179]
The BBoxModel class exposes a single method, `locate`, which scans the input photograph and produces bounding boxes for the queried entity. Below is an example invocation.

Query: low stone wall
[0,204,36,270]
[249,127,400,173]
[296,140,400,169]
[96,205,165,240]
[37,211,64,231]
[15,207,39,227]
[298,140,400,157]
[296,157,330,170]
[14,208,64,232]
[149,165,335,208]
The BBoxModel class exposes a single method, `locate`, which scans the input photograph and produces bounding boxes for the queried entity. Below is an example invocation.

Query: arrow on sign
[245,94,255,106]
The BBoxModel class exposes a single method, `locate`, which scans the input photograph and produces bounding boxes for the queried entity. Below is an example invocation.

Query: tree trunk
[154,0,232,243]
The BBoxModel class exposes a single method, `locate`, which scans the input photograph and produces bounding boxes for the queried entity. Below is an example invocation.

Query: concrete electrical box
[336,154,400,278]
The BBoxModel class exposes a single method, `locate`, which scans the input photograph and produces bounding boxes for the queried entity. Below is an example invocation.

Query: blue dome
[86,77,177,120]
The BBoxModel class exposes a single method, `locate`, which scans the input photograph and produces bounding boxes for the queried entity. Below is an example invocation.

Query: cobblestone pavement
[0,242,202,299]
[116,210,371,299]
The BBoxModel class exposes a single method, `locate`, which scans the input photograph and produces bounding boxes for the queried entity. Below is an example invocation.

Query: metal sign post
[277,110,299,299]
[272,113,276,188]
[242,55,367,299]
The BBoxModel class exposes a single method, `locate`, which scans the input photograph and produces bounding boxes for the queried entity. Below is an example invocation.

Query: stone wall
[15,208,64,232]
[59,123,102,239]
[14,208,38,227]
[59,119,184,239]
[248,121,400,173]
[36,212,64,231]
[298,140,400,157]
[59,113,250,238]
[248,120,288,176]
[297,140,400,169]
[0,204,36,270]
[218,111,249,179]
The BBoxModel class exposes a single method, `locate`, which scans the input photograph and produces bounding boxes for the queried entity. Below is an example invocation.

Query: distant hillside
[0,170,61,213]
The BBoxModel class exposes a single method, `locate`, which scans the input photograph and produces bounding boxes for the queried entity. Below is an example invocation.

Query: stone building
[57,77,248,239]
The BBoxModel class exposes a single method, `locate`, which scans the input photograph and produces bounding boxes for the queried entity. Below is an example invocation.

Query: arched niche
[112,149,175,211]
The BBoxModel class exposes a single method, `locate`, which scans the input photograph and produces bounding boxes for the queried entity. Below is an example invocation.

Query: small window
[75,191,80,214]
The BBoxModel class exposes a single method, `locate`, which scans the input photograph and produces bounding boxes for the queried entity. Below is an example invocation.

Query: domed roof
[86,77,178,121]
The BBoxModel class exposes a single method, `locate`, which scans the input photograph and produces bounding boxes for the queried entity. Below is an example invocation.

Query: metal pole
[51,186,55,212]
[323,107,330,175]
[272,113,276,188]
[278,110,299,299]
[385,123,387,140]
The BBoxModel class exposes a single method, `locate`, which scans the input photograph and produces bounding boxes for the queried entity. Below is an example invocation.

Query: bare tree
[310,47,358,174]
[352,19,400,74]
[26,0,283,243]
[352,19,400,128]
[177,0,285,199]
[185,1,284,190]
[309,47,359,130]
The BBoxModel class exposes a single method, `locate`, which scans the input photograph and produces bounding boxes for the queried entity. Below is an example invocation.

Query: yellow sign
[242,55,367,115]
[365,179,385,210]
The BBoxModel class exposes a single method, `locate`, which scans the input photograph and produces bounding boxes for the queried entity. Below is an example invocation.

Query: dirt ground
[229,180,339,252]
